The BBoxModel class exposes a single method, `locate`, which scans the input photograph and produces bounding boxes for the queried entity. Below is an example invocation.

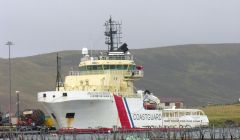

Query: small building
[159,97,184,109]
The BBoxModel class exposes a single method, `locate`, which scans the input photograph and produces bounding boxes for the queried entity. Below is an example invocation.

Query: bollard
[201,134,204,140]
[210,133,214,140]
[73,133,77,140]
[40,131,45,140]
[112,125,118,140]
[173,130,177,140]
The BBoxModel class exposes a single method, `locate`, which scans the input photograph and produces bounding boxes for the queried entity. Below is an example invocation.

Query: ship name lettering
[132,114,161,121]
[88,92,111,98]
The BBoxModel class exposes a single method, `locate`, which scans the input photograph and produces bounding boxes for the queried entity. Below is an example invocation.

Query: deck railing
[81,55,133,62]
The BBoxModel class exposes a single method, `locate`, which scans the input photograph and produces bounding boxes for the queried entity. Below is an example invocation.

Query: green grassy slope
[134,44,240,106]
[0,44,240,112]
[201,104,240,125]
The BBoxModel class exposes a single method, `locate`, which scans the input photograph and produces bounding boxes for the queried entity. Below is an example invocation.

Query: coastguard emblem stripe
[123,97,135,128]
[114,95,131,128]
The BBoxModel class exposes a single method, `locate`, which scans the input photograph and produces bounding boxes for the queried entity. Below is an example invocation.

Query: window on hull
[63,93,67,97]
[66,113,75,118]
[163,111,205,117]
[165,102,170,106]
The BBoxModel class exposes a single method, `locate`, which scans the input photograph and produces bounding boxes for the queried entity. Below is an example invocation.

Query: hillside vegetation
[0,43,240,112]
[201,104,240,126]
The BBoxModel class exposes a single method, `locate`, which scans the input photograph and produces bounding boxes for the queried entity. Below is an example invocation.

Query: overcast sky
[1,0,240,58]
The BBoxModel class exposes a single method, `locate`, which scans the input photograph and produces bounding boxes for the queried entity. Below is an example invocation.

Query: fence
[0,126,240,140]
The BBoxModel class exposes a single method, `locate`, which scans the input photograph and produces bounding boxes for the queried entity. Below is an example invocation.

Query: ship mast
[104,17,122,52]
[56,53,64,91]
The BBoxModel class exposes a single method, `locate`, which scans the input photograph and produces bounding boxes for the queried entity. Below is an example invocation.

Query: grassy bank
[201,103,240,126]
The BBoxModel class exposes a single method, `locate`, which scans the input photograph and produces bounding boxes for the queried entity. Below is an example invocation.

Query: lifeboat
[143,102,157,110]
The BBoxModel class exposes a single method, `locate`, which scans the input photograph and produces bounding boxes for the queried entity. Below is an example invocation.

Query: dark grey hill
[0,43,240,112]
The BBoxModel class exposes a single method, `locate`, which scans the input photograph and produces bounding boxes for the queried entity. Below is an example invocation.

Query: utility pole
[16,91,20,130]
[5,41,14,125]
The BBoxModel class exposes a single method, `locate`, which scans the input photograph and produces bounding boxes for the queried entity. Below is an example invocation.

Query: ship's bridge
[77,53,143,79]
[79,56,135,68]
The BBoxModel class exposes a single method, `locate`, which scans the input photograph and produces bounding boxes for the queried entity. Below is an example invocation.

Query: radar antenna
[104,17,122,52]
[56,53,64,91]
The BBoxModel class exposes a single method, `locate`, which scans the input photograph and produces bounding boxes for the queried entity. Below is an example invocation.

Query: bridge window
[110,65,115,69]
[87,66,92,70]
[80,66,87,71]
[104,65,109,70]
[128,65,136,70]
[84,65,103,71]
[92,65,97,70]
[83,64,130,70]
[117,65,123,70]
[97,65,103,70]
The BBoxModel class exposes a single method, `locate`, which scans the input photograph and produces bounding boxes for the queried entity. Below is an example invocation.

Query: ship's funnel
[117,43,128,53]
